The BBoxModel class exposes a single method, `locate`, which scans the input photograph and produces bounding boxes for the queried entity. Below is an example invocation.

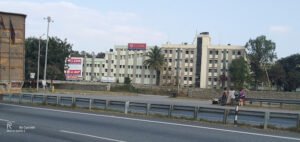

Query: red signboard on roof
[128,43,146,50]
[67,58,82,64]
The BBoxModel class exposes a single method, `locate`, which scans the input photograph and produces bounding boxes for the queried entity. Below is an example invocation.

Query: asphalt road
[0,103,300,142]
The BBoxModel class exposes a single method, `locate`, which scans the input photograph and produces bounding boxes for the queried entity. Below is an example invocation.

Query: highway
[0,103,300,142]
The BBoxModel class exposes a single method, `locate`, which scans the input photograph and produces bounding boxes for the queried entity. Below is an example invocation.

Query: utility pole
[43,16,53,90]
[37,34,44,92]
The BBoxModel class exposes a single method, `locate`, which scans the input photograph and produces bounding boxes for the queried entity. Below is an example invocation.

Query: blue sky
[0,0,299,58]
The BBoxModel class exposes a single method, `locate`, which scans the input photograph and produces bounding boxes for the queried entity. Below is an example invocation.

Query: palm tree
[143,46,165,85]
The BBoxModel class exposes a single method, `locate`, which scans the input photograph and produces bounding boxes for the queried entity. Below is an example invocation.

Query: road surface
[0,103,299,142]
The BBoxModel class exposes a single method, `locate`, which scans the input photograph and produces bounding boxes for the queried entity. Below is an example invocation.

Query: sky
[0,0,299,58]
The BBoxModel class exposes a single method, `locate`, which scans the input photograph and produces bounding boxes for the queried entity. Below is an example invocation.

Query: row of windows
[164,58,194,63]
[164,50,194,54]
[208,69,229,72]
[115,65,150,69]
[164,67,193,72]
[85,72,155,78]
[115,54,145,59]
[162,76,193,81]
[209,60,230,64]
[209,50,241,55]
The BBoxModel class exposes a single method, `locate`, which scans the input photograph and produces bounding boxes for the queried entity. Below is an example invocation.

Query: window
[106,60,108,63]
[169,59,172,62]
[209,69,212,72]
[131,65,134,68]
[189,77,192,81]
[184,77,187,80]
[164,67,167,71]
[214,78,218,81]
[119,65,122,68]
[170,50,173,54]
[114,65,116,68]
[114,74,116,77]
[123,65,125,68]
[190,68,193,72]
[208,78,212,81]
[148,75,150,78]
[131,74,133,77]
[232,51,236,55]
[111,69,113,72]
[185,59,188,63]
[215,51,219,55]
[191,51,194,54]
[97,73,99,76]
[102,73,104,76]
[168,67,171,71]
[163,76,166,79]
[98,64,100,67]
[185,68,188,72]
[105,69,107,72]
[215,60,218,63]
[102,64,105,68]
[139,74,141,77]
[190,59,193,63]
[165,50,168,53]
[209,51,213,54]
[237,51,241,55]
[112,60,114,63]
[145,75,147,78]
[209,60,212,63]
[153,75,155,78]
[186,51,189,54]
[164,59,167,62]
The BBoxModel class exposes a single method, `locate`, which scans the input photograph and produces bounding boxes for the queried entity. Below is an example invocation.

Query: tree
[277,54,300,91]
[245,35,277,90]
[143,46,165,85]
[25,36,72,81]
[268,63,285,91]
[229,57,249,90]
[96,52,105,58]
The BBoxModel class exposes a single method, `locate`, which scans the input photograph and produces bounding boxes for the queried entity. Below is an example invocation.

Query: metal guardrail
[1,93,300,130]
[246,98,300,108]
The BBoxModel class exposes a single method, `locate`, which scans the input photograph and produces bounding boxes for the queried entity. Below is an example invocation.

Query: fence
[246,98,300,108]
[1,93,300,130]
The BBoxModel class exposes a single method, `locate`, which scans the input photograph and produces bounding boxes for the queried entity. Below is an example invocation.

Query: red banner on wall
[128,43,146,50]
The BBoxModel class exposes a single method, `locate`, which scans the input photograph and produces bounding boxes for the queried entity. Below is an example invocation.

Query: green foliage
[268,63,286,90]
[25,36,72,80]
[277,54,300,91]
[229,57,249,89]
[143,46,165,85]
[124,76,132,85]
[245,35,277,89]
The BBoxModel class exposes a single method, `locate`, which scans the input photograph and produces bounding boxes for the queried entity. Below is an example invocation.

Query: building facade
[67,32,246,88]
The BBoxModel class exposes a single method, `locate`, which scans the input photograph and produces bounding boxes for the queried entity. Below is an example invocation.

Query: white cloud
[269,25,291,34]
[0,1,167,53]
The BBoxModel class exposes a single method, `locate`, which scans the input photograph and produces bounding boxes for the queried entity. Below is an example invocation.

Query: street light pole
[43,16,53,90]
[37,34,45,92]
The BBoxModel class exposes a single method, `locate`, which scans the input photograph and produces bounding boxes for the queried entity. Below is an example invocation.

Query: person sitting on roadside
[239,88,246,106]
[220,87,228,106]
[228,88,236,105]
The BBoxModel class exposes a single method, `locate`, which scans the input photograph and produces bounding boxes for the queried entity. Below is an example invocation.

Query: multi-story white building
[67,32,246,89]
[160,32,245,89]
[77,44,157,85]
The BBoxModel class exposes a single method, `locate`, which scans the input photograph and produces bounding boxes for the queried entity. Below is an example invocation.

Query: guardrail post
[124,101,129,114]
[31,95,34,104]
[56,96,60,106]
[105,100,109,109]
[279,103,283,108]
[146,103,151,116]
[89,99,92,111]
[42,95,47,105]
[9,94,12,103]
[18,94,21,104]
[297,113,300,129]
[72,97,76,107]
[193,106,198,120]
[263,111,270,129]
[168,105,173,117]
[223,109,229,124]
